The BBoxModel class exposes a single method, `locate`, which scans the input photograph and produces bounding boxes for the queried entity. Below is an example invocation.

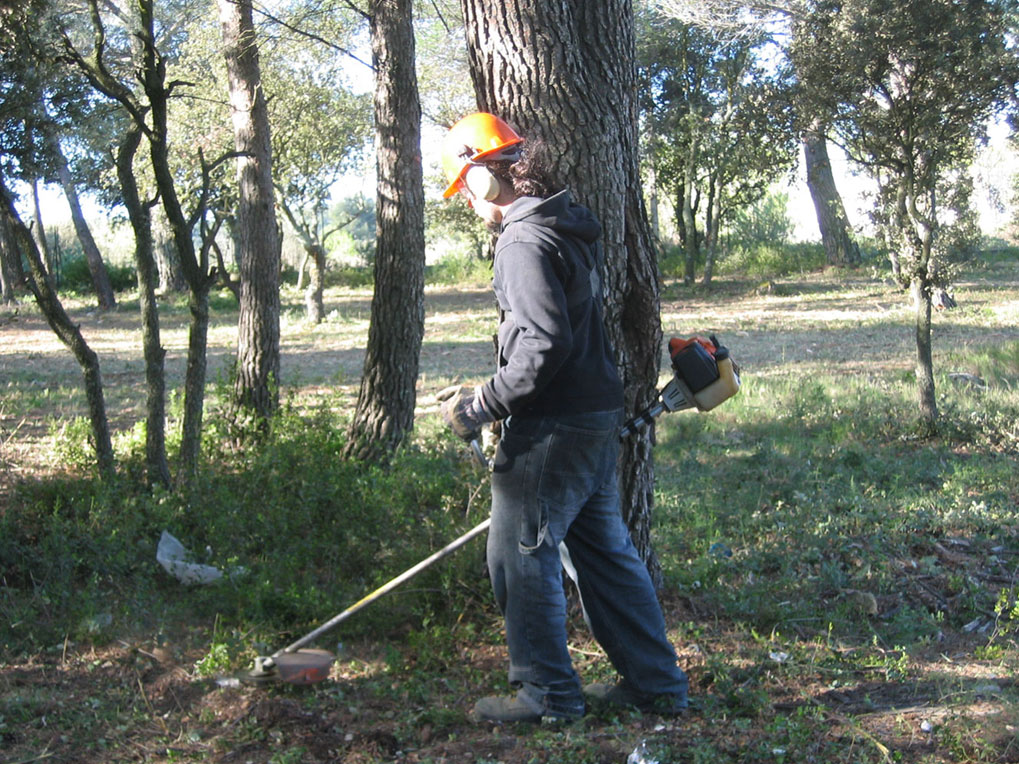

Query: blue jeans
[487,409,689,717]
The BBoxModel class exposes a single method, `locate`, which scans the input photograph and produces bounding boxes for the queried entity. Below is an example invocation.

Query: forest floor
[2,262,1019,763]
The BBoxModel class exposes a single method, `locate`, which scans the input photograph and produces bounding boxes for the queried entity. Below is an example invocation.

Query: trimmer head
[237,648,335,686]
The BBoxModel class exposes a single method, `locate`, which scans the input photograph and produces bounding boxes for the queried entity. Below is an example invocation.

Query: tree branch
[250,1,375,71]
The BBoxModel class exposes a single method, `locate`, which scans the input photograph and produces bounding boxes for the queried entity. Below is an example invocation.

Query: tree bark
[155,226,186,293]
[344,0,426,462]
[898,174,938,433]
[461,0,664,582]
[53,140,116,309]
[911,277,937,432]
[30,179,54,277]
[1,177,114,478]
[219,0,282,424]
[0,211,23,304]
[681,170,698,285]
[702,179,721,286]
[803,127,860,267]
[304,243,326,325]
[117,123,170,487]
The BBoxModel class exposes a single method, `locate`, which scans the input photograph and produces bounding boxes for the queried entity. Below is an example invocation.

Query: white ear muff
[464,164,501,201]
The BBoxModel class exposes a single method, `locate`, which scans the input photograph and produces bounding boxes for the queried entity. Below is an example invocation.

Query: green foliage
[60,256,136,295]
[425,192,491,266]
[727,191,795,251]
[637,7,798,282]
[426,251,493,286]
[323,263,375,289]
[3,269,1019,762]
[965,341,1019,389]
[791,0,1017,293]
[718,241,827,280]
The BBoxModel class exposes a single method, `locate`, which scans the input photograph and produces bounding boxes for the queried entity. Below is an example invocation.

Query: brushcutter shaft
[275,516,492,658]
[620,377,695,439]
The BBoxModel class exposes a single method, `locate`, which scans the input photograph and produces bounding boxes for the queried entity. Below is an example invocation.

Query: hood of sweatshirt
[501,190,601,244]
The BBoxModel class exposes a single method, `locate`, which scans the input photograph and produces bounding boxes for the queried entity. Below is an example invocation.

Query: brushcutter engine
[620,335,741,439]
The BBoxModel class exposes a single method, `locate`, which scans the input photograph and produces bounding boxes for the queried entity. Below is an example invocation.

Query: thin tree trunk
[462,0,664,582]
[30,179,53,277]
[53,141,116,309]
[219,0,281,423]
[681,128,698,285]
[117,123,170,487]
[647,161,661,245]
[136,0,212,480]
[675,186,687,250]
[305,243,325,324]
[803,127,860,267]
[1,178,114,478]
[343,0,426,462]
[0,211,22,304]
[180,285,210,475]
[911,277,937,431]
[703,186,721,286]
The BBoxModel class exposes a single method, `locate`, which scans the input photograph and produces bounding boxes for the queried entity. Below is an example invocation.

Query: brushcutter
[620,335,741,439]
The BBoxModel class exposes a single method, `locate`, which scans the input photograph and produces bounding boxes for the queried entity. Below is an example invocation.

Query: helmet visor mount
[446,145,522,199]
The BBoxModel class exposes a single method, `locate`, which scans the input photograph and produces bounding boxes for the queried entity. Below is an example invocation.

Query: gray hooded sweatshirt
[477,190,624,420]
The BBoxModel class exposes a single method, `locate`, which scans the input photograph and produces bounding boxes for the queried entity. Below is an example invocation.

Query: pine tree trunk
[344,0,426,461]
[54,142,116,310]
[461,0,664,581]
[117,123,170,487]
[803,127,861,267]
[219,0,281,423]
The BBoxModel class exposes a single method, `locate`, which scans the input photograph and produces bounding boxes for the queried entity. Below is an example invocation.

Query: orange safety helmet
[441,112,524,198]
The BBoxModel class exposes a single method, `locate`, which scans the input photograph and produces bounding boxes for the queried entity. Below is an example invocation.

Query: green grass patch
[652,365,1019,646]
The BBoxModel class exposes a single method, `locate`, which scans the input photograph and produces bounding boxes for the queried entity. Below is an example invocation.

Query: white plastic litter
[157,530,224,585]
[627,741,659,764]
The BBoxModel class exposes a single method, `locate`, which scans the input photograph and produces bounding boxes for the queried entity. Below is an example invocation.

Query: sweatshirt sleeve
[478,239,573,419]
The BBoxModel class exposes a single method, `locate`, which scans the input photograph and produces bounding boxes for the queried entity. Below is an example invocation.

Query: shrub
[426,251,492,286]
[718,241,826,279]
[60,257,136,294]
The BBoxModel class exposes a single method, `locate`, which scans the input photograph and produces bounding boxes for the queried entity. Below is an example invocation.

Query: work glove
[436,385,493,442]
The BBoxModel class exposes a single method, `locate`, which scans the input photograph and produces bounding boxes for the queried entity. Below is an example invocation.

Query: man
[437,112,688,723]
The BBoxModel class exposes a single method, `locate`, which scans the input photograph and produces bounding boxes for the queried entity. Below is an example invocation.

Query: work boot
[470,691,583,724]
[584,681,687,716]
